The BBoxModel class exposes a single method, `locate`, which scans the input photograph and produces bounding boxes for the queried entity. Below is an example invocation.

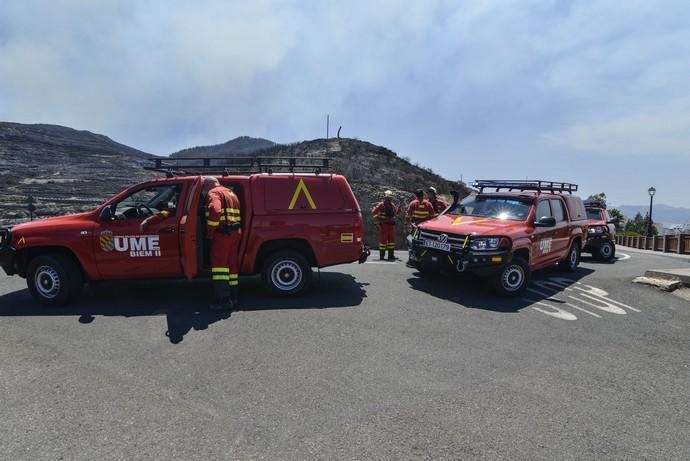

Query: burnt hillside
[0,122,162,221]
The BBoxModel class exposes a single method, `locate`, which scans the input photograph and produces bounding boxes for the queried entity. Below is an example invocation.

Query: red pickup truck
[410,180,588,296]
[583,199,617,261]
[0,164,368,305]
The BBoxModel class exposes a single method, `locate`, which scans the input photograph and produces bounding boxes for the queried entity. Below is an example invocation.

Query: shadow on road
[407,266,594,313]
[0,272,367,344]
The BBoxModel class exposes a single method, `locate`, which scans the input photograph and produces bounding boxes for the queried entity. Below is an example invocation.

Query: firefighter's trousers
[210,229,242,302]
[378,223,395,257]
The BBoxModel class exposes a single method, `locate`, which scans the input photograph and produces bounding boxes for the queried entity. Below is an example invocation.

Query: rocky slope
[0,122,161,222]
[0,122,471,248]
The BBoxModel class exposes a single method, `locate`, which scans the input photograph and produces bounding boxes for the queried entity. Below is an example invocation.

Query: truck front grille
[418,229,469,251]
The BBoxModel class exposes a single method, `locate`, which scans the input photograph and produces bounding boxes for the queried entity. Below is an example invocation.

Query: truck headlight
[470,237,509,251]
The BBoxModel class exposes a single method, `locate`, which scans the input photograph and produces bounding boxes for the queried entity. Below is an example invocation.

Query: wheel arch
[255,239,317,273]
[513,247,530,264]
[15,246,86,280]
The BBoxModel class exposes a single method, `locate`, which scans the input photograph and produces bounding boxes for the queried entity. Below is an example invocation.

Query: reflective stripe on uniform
[212,268,230,273]
[212,275,230,281]
[207,220,219,226]
[228,273,239,286]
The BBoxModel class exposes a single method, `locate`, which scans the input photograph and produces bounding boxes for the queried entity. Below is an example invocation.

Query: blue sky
[1,0,689,207]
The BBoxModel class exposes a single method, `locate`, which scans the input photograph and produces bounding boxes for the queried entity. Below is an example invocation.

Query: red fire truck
[0,157,369,305]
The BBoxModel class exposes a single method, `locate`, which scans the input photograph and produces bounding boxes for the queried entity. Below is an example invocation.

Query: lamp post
[647,186,656,237]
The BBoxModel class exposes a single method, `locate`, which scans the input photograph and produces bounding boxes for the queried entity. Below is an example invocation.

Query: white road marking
[526,277,640,321]
[525,298,578,321]
[616,253,631,261]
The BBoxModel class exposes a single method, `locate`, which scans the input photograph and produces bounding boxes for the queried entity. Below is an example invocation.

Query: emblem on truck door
[438,234,449,244]
[99,231,162,257]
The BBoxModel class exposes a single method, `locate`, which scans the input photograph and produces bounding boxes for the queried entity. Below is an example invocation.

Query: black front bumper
[0,228,16,276]
[585,233,614,250]
[410,239,511,275]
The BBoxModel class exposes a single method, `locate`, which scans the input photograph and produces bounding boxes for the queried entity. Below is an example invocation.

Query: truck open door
[180,177,203,280]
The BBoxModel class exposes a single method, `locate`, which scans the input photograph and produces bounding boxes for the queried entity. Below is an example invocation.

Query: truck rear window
[448,196,532,221]
[586,209,604,220]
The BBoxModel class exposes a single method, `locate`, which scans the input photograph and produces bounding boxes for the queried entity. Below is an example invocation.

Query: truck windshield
[586,208,604,220]
[448,196,532,221]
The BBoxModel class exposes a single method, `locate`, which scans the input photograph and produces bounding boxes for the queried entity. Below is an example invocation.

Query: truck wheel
[597,242,615,261]
[262,250,312,296]
[26,254,83,306]
[492,256,530,296]
[559,243,580,272]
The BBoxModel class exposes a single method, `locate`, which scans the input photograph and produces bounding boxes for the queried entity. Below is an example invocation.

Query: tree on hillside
[608,208,625,229]
[587,192,607,203]
[624,212,658,236]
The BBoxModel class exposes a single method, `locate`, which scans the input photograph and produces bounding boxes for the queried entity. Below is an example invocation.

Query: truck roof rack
[583,199,607,209]
[144,156,331,177]
[472,180,578,194]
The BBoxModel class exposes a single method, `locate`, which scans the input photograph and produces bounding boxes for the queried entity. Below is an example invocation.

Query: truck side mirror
[534,216,556,227]
[99,206,113,222]
[607,218,619,225]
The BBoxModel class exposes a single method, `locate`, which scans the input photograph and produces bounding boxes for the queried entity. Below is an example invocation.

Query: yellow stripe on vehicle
[341,233,354,242]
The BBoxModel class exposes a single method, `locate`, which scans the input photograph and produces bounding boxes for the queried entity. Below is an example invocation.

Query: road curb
[633,268,690,292]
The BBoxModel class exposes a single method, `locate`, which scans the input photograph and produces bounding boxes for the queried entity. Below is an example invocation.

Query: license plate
[420,239,451,252]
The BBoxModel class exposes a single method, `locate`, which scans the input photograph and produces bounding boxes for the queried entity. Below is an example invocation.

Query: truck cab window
[114,184,181,220]
[550,199,566,222]
[535,200,552,221]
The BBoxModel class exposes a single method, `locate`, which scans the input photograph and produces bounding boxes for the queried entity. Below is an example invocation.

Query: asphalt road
[1,249,688,460]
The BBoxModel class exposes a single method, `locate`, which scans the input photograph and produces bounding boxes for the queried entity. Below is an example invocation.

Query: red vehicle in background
[0,157,369,305]
[583,199,617,261]
[410,180,588,296]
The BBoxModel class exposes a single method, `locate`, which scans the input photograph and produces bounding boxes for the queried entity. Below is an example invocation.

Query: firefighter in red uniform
[203,177,242,311]
[426,186,448,217]
[371,190,399,261]
[405,189,434,267]
[406,189,434,228]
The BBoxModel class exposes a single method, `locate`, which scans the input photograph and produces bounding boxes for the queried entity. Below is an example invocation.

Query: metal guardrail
[615,234,690,255]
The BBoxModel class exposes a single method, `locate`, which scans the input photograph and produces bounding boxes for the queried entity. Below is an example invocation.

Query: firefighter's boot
[379,249,385,260]
[387,248,395,261]
[229,286,239,311]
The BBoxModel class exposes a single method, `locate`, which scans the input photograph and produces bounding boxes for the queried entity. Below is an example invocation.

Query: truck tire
[597,241,615,261]
[26,254,83,306]
[262,250,312,296]
[558,242,580,272]
[492,256,531,296]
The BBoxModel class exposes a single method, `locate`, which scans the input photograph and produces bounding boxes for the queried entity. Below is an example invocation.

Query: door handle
[160,227,176,233]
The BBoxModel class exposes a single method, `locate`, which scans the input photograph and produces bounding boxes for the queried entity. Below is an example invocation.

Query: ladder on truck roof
[472,180,578,194]
[144,156,331,177]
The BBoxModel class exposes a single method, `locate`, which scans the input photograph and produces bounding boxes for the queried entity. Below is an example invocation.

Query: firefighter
[203,176,242,311]
[372,190,399,261]
[406,189,434,228]
[426,186,448,217]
